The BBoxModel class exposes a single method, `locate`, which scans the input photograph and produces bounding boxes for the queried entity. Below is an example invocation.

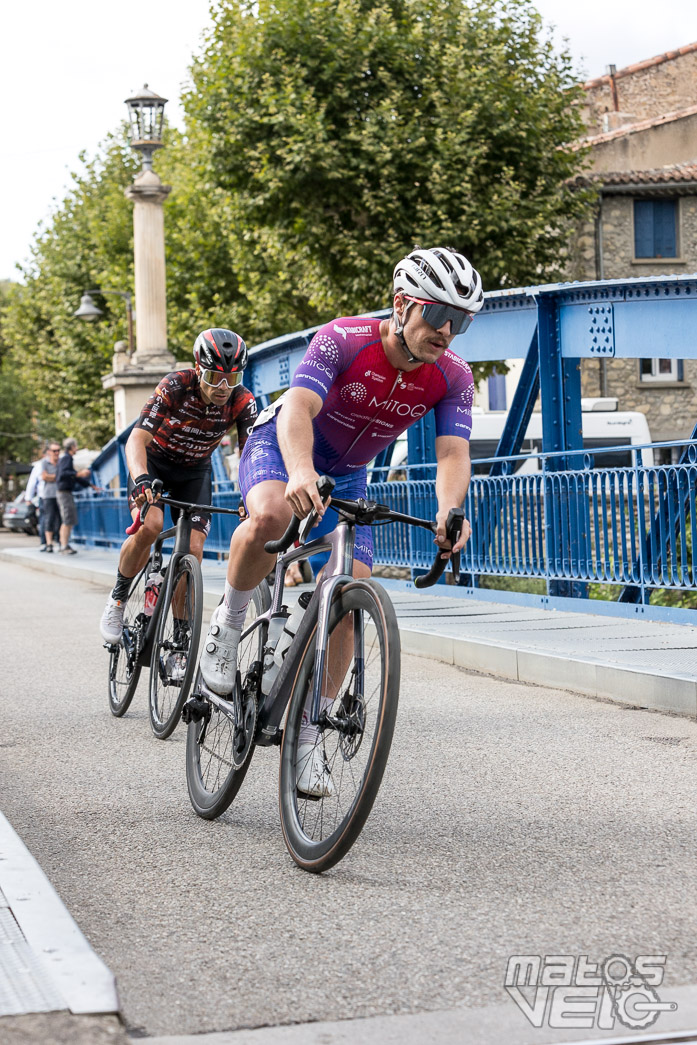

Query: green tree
[186,0,590,335]
[0,128,242,446]
[0,135,138,446]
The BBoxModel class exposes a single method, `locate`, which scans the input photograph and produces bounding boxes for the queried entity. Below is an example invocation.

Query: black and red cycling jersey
[135,369,257,466]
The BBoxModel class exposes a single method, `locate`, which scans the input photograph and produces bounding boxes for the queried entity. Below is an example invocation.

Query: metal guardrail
[72,439,697,611]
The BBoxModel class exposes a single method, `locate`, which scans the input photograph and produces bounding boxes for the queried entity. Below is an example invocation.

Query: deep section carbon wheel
[185,581,270,819]
[108,566,148,717]
[149,553,203,740]
[279,579,400,873]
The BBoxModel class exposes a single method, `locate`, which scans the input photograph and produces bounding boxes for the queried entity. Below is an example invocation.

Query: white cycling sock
[298,695,334,746]
[217,583,255,629]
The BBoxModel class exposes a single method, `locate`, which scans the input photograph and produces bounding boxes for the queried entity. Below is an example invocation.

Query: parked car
[2,492,39,535]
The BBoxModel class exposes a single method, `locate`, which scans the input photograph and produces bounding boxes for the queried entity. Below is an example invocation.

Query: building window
[634,199,678,258]
[639,358,683,382]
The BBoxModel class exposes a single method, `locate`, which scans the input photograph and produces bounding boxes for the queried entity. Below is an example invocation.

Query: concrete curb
[398,627,697,717]
[0,811,120,1017]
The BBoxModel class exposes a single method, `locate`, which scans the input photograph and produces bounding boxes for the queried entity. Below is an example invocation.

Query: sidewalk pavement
[2,542,697,1043]
[3,542,697,720]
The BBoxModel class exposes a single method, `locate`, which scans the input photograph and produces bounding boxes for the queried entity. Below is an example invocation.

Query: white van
[386,399,654,476]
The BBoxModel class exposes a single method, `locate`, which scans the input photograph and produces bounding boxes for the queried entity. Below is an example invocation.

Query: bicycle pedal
[181,696,210,725]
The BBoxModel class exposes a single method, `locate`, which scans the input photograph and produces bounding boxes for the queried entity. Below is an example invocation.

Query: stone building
[568,43,697,454]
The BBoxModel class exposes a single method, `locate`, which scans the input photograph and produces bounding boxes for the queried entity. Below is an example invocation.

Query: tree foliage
[1,0,591,449]
[186,0,590,328]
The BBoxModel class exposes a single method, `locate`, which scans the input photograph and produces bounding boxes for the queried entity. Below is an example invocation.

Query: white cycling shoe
[296,741,335,798]
[199,606,240,695]
[165,652,188,683]
[100,596,126,644]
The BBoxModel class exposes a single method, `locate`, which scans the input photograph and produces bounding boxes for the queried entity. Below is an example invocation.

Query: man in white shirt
[25,445,48,549]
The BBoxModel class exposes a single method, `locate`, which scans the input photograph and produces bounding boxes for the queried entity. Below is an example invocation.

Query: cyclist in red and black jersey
[100,328,256,644]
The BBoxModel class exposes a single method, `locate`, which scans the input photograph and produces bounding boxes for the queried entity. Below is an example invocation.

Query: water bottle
[261,592,312,695]
[260,613,288,696]
[144,569,164,616]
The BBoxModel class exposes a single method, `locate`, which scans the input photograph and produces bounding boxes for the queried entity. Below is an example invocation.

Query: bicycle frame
[133,510,195,668]
[243,513,360,747]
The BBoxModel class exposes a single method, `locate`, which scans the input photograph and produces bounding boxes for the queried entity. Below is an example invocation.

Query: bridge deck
[3,545,696,718]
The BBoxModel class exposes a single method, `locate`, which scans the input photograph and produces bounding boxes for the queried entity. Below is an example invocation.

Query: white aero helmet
[393,247,484,314]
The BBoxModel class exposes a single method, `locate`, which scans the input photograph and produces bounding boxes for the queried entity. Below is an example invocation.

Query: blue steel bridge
[82,273,697,623]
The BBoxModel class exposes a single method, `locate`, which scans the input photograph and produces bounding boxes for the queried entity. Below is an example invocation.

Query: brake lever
[125,479,164,535]
[446,508,464,584]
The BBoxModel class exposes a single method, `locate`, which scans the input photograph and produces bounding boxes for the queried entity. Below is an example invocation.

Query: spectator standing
[56,438,100,554]
[25,446,47,549]
[40,443,62,551]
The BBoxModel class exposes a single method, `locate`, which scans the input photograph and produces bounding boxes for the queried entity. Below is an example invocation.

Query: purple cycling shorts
[239,421,374,569]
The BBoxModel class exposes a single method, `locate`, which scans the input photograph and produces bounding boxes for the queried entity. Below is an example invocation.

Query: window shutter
[653,200,677,257]
[634,200,654,258]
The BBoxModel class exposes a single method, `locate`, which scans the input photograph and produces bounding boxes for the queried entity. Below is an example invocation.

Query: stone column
[103,169,186,434]
[125,169,174,367]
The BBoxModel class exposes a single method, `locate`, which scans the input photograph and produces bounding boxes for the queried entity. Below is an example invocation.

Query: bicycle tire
[279,579,400,873]
[186,581,271,819]
[149,553,204,740]
[108,566,149,717]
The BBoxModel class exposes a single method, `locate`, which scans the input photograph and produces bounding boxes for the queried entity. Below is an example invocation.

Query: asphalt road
[1,541,697,1042]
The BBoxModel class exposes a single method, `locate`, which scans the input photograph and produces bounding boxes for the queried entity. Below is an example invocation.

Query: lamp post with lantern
[101,84,176,434]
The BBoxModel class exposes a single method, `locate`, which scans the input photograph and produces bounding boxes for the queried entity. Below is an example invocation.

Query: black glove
[133,473,153,499]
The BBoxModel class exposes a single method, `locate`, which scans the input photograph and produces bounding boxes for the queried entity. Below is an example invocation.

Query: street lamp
[124,84,168,172]
[74,290,134,357]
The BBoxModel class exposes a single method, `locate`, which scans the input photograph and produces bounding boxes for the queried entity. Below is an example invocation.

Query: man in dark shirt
[100,328,256,645]
[56,438,99,554]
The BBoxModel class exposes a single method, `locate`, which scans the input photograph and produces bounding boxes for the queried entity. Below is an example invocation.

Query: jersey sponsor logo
[304,358,334,377]
[311,334,340,364]
[341,382,368,405]
[333,323,373,339]
[364,369,387,383]
[301,373,330,393]
[369,395,428,418]
[446,352,470,371]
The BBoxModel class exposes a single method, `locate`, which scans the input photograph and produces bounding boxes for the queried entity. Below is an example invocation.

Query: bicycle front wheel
[279,579,400,873]
[186,581,270,819]
[108,566,148,717]
[149,554,203,740]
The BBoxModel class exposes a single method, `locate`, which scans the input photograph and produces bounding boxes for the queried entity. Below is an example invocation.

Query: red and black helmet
[193,328,248,373]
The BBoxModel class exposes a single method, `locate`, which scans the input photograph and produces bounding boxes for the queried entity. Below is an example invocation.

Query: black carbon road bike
[183,475,464,873]
[105,480,240,740]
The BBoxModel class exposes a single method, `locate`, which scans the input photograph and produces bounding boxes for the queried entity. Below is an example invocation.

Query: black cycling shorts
[127,452,212,536]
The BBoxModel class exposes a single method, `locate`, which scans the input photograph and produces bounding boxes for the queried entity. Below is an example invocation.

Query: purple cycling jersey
[265,316,474,474]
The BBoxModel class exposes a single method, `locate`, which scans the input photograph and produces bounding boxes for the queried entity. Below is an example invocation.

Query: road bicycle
[105,480,240,740]
[183,476,464,873]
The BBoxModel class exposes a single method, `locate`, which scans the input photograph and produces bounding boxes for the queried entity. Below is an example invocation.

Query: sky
[2,0,697,282]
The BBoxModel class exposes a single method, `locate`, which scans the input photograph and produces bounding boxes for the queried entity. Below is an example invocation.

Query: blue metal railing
[72,439,697,608]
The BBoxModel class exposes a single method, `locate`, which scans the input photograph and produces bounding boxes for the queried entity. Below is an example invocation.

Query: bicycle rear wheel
[108,566,148,717]
[186,581,270,818]
[149,554,203,740]
[279,579,400,873]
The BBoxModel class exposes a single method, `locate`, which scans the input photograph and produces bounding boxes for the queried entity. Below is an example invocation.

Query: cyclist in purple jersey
[199,247,483,793]
[251,314,474,476]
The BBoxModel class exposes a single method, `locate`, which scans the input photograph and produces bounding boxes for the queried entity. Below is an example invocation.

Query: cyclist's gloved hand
[434,508,471,559]
[133,473,155,507]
